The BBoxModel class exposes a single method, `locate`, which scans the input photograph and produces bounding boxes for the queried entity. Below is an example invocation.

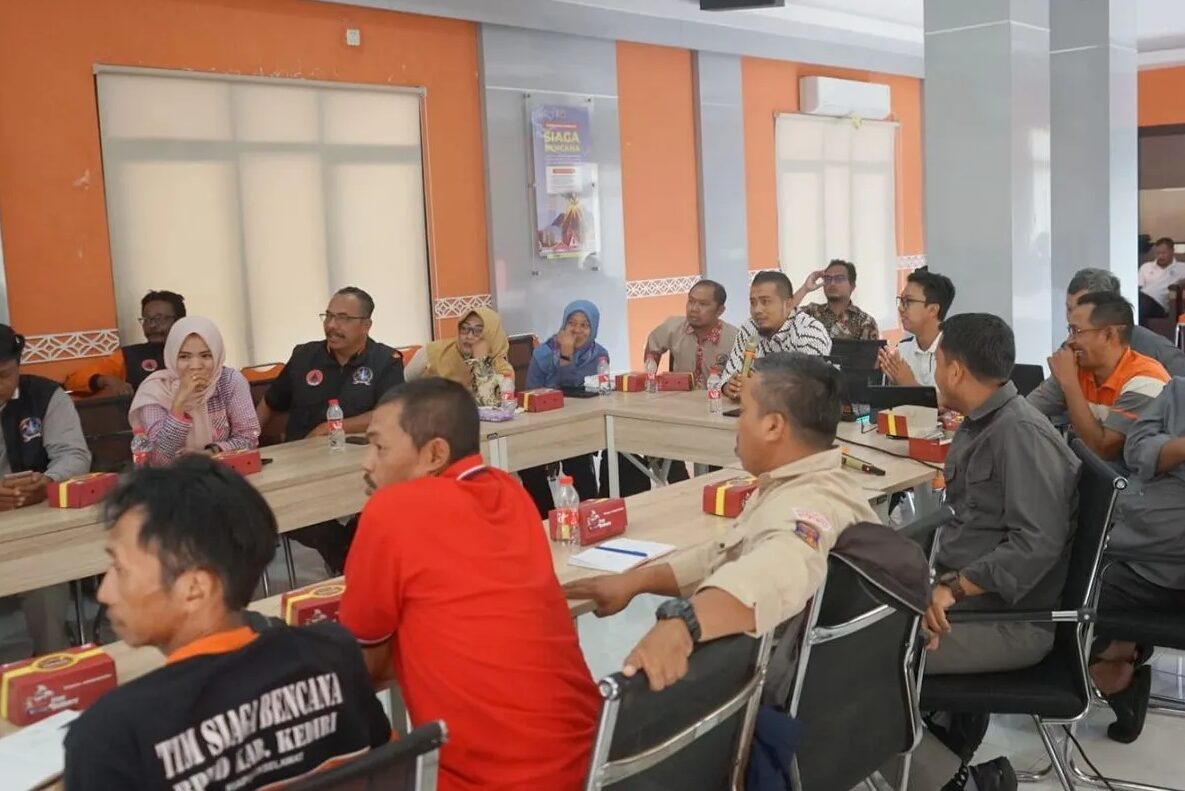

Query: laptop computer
[826,338,887,372]
[865,385,939,410]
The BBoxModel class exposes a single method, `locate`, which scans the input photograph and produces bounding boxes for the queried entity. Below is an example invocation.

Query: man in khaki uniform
[565,353,879,690]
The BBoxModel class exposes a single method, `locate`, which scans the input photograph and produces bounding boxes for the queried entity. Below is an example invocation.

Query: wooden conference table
[0,389,938,599]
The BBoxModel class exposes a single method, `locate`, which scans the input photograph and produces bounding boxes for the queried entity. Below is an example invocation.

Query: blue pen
[594,545,648,558]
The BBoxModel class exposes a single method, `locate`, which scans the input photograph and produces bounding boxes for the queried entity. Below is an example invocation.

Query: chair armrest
[946,608,1094,625]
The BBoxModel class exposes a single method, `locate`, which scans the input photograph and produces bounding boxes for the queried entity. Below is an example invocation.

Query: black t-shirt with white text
[63,623,391,791]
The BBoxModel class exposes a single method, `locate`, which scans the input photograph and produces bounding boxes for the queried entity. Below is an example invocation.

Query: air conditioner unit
[799,76,891,120]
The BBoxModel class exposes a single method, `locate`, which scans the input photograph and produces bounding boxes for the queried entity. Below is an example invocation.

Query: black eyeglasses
[822,275,849,285]
[896,296,928,310]
[138,315,175,326]
[458,323,484,337]
[320,312,369,324]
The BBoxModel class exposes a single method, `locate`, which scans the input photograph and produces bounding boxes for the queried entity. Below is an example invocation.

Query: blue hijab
[527,300,609,389]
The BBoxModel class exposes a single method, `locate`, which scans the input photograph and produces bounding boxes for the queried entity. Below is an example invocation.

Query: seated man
[0,325,92,654]
[259,286,405,573]
[796,259,880,340]
[565,354,879,691]
[721,271,831,400]
[1136,236,1185,325]
[63,290,185,396]
[878,267,955,387]
[1028,292,1170,462]
[911,314,1081,791]
[644,279,738,388]
[339,379,599,791]
[1065,267,1185,376]
[63,456,390,789]
[1091,377,1185,743]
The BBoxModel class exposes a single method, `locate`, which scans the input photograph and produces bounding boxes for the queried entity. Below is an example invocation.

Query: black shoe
[1106,664,1152,743]
[968,757,1018,791]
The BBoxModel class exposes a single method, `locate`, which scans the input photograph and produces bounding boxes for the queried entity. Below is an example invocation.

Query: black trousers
[1138,291,1168,326]
[289,517,359,576]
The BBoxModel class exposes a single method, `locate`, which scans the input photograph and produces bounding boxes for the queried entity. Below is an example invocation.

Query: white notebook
[567,538,676,573]
[0,709,79,791]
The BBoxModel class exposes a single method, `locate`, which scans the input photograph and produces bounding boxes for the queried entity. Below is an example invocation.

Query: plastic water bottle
[553,475,581,547]
[327,399,345,451]
[707,367,723,414]
[645,357,658,394]
[597,356,611,396]
[130,428,152,468]
[500,373,516,409]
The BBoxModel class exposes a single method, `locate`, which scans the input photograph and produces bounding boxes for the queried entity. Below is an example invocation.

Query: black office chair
[289,721,447,791]
[507,333,537,393]
[917,439,1126,791]
[74,393,134,472]
[583,632,773,790]
[783,512,951,790]
[1009,363,1046,398]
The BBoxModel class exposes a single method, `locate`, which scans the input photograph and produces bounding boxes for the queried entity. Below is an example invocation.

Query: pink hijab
[130,316,226,451]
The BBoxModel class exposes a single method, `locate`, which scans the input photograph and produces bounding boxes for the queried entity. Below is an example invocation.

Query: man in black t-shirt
[257,286,405,572]
[63,457,390,791]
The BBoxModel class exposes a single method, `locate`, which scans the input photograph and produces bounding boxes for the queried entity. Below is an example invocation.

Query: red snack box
[656,372,693,392]
[281,581,345,626]
[47,473,118,509]
[702,476,760,517]
[518,388,565,413]
[615,373,647,392]
[1,644,116,726]
[548,498,629,545]
[213,448,263,476]
[876,411,910,438]
[909,437,952,464]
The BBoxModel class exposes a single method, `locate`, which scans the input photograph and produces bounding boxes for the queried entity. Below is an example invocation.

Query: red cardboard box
[1,645,116,726]
[47,473,118,509]
[214,448,263,476]
[909,437,952,464]
[702,476,760,517]
[876,411,910,438]
[615,373,647,392]
[548,498,629,545]
[656,372,693,391]
[281,581,345,626]
[518,388,565,413]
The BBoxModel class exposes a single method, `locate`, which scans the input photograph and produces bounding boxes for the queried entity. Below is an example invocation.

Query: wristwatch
[656,598,702,642]
[938,571,967,604]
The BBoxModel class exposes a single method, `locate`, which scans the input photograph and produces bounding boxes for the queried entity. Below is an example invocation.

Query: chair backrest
[288,721,446,791]
[585,632,773,790]
[1009,363,1046,397]
[507,333,537,392]
[74,393,134,472]
[786,512,953,791]
[241,363,284,383]
[1065,438,1127,615]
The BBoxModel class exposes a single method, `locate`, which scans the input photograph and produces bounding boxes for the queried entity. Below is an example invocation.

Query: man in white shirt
[721,271,831,400]
[878,268,956,388]
[1137,237,1185,325]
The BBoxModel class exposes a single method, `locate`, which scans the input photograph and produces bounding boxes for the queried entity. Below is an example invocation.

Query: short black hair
[906,268,956,320]
[1077,291,1134,344]
[1066,268,1120,296]
[938,314,1015,383]
[751,353,842,450]
[378,378,480,462]
[751,270,793,300]
[140,290,186,319]
[826,259,857,286]
[691,279,727,308]
[335,286,375,318]
[1155,236,1175,249]
[0,325,25,365]
[103,456,277,611]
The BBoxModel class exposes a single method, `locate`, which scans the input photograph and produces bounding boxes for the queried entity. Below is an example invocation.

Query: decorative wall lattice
[433,294,494,319]
[23,330,121,364]
[625,275,702,299]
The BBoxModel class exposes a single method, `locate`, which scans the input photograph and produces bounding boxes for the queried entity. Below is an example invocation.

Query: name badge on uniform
[19,417,42,443]
[306,370,324,387]
[352,366,374,386]
[141,359,158,373]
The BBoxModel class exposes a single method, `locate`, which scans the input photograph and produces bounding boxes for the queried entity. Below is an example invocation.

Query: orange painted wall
[740,57,925,271]
[617,42,702,370]
[0,0,487,371]
[1138,67,1185,127]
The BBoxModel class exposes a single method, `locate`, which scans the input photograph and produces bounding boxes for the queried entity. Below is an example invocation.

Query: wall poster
[529,102,600,260]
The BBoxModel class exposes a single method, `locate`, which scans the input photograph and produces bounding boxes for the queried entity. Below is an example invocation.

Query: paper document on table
[0,709,79,790]
[568,538,676,573]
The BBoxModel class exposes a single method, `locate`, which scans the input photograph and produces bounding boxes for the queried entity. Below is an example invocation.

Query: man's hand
[307,422,330,438]
[878,348,917,386]
[923,584,957,652]
[1048,346,1079,389]
[722,374,742,401]
[623,618,694,692]
[803,269,826,293]
[95,376,133,396]
[563,574,638,617]
[0,484,21,512]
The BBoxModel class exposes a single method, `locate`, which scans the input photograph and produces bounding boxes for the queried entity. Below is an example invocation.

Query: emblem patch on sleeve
[793,521,821,550]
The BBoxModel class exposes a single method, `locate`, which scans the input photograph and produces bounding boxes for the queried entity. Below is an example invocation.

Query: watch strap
[657,597,702,643]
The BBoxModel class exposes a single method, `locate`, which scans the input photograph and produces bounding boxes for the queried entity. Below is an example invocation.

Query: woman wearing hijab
[405,308,515,406]
[129,317,261,467]
[519,301,610,515]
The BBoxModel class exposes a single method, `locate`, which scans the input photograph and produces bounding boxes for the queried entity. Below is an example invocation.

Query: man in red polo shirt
[339,378,599,791]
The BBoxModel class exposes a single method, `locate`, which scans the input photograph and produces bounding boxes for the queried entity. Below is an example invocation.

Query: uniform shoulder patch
[793,521,821,550]
[792,508,833,533]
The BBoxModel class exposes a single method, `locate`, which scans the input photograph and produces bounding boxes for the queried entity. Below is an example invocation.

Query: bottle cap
[133,427,146,434]
[559,475,574,485]
[328,399,340,406]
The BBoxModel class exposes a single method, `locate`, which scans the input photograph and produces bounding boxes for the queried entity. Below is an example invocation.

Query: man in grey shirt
[0,325,92,654]
[909,314,1081,791]
[1090,377,1185,743]
[1066,268,1185,377]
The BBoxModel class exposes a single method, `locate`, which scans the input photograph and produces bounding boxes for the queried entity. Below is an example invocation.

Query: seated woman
[519,301,609,515]
[129,317,260,466]
[405,308,515,406]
